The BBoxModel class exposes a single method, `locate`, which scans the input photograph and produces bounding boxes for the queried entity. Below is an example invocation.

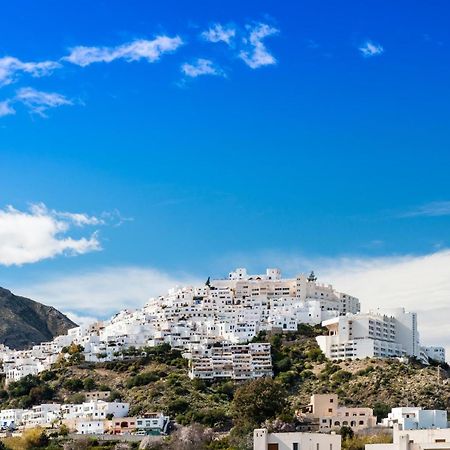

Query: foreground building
[254,428,341,450]
[366,427,450,450]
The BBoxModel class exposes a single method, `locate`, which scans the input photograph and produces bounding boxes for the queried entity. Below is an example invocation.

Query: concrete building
[0,409,24,429]
[423,347,446,364]
[187,342,273,379]
[85,391,111,401]
[316,308,443,364]
[382,408,448,430]
[366,427,450,450]
[136,413,170,435]
[298,394,377,432]
[254,428,341,450]
[76,420,105,435]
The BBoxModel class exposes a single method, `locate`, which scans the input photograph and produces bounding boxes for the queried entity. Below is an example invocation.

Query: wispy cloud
[201,24,236,45]
[0,100,15,117]
[0,203,103,266]
[64,36,183,67]
[181,58,224,78]
[0,56,61,87]
[15,266,201,319]
[359,40,384,57]
[239,23,279,69]
[400,201,450,218]
[15,87,73,117]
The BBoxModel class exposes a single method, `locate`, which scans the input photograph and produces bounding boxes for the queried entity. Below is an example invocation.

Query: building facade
[381,408,448,431]
[254,428,342,450]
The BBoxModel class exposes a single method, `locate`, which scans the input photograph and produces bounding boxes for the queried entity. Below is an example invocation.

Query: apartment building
[316,308,443,364]
[382,408,448,430]
[187,342,273,379]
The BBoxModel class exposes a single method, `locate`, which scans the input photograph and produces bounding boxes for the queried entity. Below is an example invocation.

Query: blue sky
[1,1,450,352]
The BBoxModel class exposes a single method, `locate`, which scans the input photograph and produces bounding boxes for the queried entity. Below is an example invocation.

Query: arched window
[334,421,340,426]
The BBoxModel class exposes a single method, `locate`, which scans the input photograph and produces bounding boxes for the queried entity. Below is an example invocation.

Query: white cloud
[400,201,450,218]
[55,212,104,226]
[0,203,102,266]
[181,58,224,78]
[17,266,201,319]
[64,36,183,67]
[15,87,73,117]
[0,100,15,117]
[239,23,279,69]
[359,40,384,57]
[0,56,61,87]
[201,24,236,45]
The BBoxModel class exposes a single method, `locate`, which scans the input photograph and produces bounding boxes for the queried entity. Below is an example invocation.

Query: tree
[83,378,96,390]
[231,377,287,430]
[339,426,354,441]
[59,424,70,436]
[373,402,390,422]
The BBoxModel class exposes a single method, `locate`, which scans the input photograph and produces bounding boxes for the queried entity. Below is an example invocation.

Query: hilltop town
[0,268,448,449]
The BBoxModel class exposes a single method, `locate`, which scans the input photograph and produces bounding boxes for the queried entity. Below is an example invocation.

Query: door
[268,444,279,450]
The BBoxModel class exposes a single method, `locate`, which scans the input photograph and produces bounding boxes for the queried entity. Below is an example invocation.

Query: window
[293,444,299,450]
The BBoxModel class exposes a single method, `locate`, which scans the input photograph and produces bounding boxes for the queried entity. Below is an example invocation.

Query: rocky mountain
[0,287,77,350]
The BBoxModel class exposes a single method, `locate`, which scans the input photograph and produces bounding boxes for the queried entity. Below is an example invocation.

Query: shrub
[63,378,84,392]
[231,377,287,429]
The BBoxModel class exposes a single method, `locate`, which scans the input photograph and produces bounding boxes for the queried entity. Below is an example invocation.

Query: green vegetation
[1,328,449,450]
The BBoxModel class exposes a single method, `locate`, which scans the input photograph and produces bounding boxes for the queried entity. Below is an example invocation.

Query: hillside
[1,326,448,429]
[0,287,77,350]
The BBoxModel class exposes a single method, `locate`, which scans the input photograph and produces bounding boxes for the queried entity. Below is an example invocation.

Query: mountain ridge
[0,286,77,350]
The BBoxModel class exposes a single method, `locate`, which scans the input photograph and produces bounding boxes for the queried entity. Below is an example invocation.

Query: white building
[22,404,61,428]
[366,427,450,450]
[0,401,130,430]
[136,413,170,435]
[62,401,129,421]
[316,308,443,364]
[423,347,446,364]
[382,408,448,430]
[254,428,341,450]
[76,420,105,435]
[0,409,24,429]
[187,342,273,379]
